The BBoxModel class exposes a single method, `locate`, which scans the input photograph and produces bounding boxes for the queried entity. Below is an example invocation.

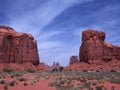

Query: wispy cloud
[1,0,119,66]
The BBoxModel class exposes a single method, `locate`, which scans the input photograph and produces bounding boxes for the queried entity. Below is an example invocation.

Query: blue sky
[0,0,120,66]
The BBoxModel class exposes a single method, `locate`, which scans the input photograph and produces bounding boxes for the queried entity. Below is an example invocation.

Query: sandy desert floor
[0,69,120,90]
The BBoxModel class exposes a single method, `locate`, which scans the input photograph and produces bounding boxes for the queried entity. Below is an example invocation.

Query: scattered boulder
[0,26,39,65]
[69,56,79,65]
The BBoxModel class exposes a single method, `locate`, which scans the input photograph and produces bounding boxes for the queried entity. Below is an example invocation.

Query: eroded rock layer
[80,29,120,63]
[0,26,39,65]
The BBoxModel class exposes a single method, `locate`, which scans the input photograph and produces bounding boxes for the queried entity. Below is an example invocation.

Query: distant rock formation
[69,56,78,65]
[52,61,60,67]
[80,29,120,63]
[0,26,39,65]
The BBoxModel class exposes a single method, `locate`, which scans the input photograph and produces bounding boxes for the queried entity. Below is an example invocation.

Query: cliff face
[80,29,120,63]
[0,26,39,65]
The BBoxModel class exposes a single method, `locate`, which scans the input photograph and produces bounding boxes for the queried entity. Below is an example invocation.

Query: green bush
[59,79,66,85]
[80,78,86,83]
[9,80,16,86]
[87,87,93,90]
[73,85,79,90]
[12,72,23,77]
[96,69,100,72]
[26,69,35,73]
[110,69,116,72]
[48,81,57,86]
[59,66,64,71]
[82,69,88,72]
[111,86,115,90]
[96,86,103,90]
[3,68,13,72]
[109,78,120,84]
[51,68,58,72]
[17,77,26,82]
[92,81,97,86]
[0,79,5,84]
[24,82,28,86]
[83,82,91,88]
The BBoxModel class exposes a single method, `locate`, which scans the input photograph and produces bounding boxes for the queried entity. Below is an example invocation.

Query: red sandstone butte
[69,56,78,65]
[79,29,120,63]
[0,26,39,65]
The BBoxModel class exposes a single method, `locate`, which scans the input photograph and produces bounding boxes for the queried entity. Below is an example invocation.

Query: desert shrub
[80,78,86,83]
[66,80,72,85]
[95,86,103,90]
[110,69,116,72]
[96,69,100,72]
[55,84,62,90]
[12,72,23,77]
[52,68,58,72]
[72,85,79,90]
[17,77,26,82]
[30,78,39,85]
[92,81,97,86]
[59,79,66,85]
[111,86,115,90]
[83,82,91,88]
[10,75,14,78]
[109,78,120,84]
[3,68,13,72]
[59,66,64,71]
[48,81,57,86]
[26,68,35,73]
[82,69,88,72]
[9,80,16,86]
[3,84,8,90]
[0,79,5,84]
[87,87,93,90]
[72,76,80,81]
[24,82,28,86]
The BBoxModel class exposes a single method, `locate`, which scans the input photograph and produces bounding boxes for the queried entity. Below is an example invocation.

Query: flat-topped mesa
[0,26,39,65]
[80,29,120,63]
[69,56,78,65]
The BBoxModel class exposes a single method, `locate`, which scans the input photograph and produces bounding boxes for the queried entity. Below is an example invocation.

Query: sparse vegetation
[24,82,28,86]
[51,68,58,72]
[26,68,35,73]
[0,69,120,90]
[82,69,88,72]
[110,69,116,72]
[0,79,5,84]
[48,81,57,86]
[96,69,100,72]
[3,68,13,72]
[17,77,27,82]
[9,80,16,86]
[59,66,64,71]
[96,85,103,90]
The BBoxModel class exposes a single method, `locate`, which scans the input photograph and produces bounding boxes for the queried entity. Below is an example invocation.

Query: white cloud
[38,41,64,50]
[6,0,96,66]
[38,30,64,40]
